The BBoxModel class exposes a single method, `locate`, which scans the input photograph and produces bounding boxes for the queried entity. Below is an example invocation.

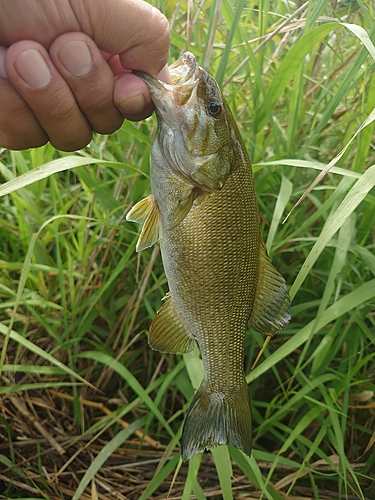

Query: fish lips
[133,56,200,128]
[132,70,175,109]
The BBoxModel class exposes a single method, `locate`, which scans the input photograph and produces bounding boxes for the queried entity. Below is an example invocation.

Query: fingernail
[158,63,172,84]
[15,50,51,88]
[0,47,7,78]
[58,41,93,77]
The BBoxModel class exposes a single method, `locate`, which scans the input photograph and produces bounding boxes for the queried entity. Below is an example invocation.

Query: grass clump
[1,1,375,498]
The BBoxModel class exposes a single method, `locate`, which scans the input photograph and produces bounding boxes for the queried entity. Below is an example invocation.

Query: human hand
[0,0,170,151]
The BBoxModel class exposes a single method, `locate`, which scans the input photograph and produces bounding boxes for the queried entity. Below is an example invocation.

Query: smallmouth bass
[127,52,291,461]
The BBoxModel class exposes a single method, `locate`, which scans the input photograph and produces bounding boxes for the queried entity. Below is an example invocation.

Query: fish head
[134,52,235,192]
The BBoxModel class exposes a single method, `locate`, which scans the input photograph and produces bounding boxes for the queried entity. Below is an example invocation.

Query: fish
[126,52,291,461]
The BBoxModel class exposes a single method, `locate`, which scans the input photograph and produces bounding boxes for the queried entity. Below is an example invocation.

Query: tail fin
[180,381,252,461]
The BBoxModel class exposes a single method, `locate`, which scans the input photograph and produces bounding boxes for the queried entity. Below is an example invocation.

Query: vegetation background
[1,0,374,498]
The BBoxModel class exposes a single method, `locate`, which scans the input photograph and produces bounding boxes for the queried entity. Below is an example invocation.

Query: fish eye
[207,98,223,118]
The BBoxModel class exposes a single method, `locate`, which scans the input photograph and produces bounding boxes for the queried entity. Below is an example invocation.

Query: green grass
[1,0,375,498]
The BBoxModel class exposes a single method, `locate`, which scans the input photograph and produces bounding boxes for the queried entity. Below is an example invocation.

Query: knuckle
[70,85,123,135]
[31,88,92,151]
[79,83,112,111]
[45,91,78,121]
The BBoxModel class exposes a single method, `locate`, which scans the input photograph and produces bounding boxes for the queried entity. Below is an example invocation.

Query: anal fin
[249,237,291,337]
[149,295,195,354]
[126,195,160,252]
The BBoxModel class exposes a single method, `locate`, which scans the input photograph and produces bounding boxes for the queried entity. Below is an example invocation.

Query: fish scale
[127,52,291,460]
[160,154,258,387]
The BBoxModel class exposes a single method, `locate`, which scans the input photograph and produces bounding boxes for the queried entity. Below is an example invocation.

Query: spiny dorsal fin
[126,195,160,252]
[248,236,291,336]
[149,295,195,354]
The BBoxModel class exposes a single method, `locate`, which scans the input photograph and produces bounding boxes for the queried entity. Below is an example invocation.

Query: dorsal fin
[126,195,161,251]
[248,234,291,336]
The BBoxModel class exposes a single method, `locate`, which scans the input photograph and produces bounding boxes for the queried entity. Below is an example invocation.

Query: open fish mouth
[133,52,200,124]
[169,51,198,87]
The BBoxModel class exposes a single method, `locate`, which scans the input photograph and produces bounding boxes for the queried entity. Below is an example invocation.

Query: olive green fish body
[127,53,291,460]
[154,138,256,458]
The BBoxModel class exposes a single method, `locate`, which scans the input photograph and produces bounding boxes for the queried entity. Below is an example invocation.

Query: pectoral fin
[149,295,195,354]
[249,237,291,336]
[126,195,160,252]
[168,188,197,229]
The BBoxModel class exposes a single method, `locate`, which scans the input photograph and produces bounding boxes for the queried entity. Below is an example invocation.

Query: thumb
[1,0,170,77]
[75,0,170,76]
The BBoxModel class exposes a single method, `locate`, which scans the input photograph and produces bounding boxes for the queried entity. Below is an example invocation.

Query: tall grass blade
[254,23,339,132]
[71,417,146,500]
[290,165,375,297]
[248,278,375,383]
[211,446,233,500]
[284,108,375,221]
[0,157,130,197]
[79,350,175,437]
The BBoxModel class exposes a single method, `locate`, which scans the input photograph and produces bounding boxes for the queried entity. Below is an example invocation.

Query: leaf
[72,418,146,500]
[284,108,375,221]
[343,23,375,61]
[230,448,285,500]
[0,323,92,387]
[0,382,78,395]
[0,215,96,376]
[290,165,375,296]
[215,0,247,86]
[253,159,361,179]
[212,446,233,500]
[254,23,339,132]
[0,156,131,198]
[181,454,203,500]
[78,350,175,437]
[183,344,204,390]
[266,175,293,252]
[138,453,180,500]
[248,278,375,383]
